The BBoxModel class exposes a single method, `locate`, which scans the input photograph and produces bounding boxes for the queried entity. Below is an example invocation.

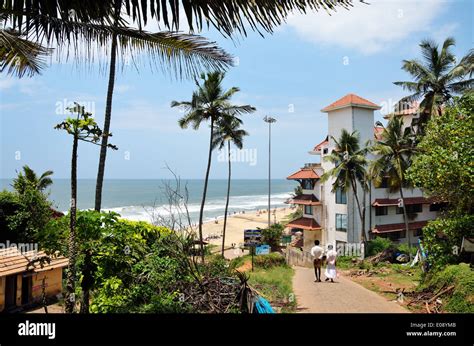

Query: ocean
[0,179,296,223]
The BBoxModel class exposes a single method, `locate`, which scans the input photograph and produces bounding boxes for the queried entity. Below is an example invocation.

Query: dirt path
[292,266,409,313]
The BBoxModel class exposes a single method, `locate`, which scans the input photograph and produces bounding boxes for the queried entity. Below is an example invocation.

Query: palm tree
[55,103,116,313]
[3,1,354,40]
[212,114,252,256]
[172,72,255,262]
[394,37,474,134]
[0,16,52,77]
[321,130,369,243]
[369,117,416,256]
[12,165,53,195]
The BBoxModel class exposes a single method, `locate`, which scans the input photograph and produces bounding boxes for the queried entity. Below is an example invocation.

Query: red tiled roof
[322,94,381,112]
[286,217,322,230]
[313,136,329,152]
[371,221,428,234]
[372,197,435,207]
[287,168,320,180]
[289,194,321,206]
[0,248,69,277]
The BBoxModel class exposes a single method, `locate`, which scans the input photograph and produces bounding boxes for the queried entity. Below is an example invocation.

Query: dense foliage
[407,94,474,214]
[261,223,284,251]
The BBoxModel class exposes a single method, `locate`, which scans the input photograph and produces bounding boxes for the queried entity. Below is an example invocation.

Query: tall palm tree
[321,130,369,243]
[55,103,116,313]
[369,117,416,255]
[2,1,355,40]
[12,165,53,195]
[172,72,255,262]
[394,37,474,135]
[212,114,252,256]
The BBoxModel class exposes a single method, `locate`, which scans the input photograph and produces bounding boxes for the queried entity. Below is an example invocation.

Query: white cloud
[285,0,447,54]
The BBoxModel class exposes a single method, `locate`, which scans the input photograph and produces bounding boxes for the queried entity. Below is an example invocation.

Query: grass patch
[231,253,296,313]
[248,265,296,313]
[420,263,474,313]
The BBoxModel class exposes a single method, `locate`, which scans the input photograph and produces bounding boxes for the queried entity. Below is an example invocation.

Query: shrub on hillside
[420,263,474,313]
[254,253,286,269]
[422,215,474,268]
[367,237,393,256]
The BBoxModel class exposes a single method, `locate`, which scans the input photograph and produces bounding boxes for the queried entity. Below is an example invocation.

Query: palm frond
[0,28,52,77]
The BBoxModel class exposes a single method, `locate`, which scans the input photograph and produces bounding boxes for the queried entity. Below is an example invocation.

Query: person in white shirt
[310,240,324,282]
[325,244,338,283]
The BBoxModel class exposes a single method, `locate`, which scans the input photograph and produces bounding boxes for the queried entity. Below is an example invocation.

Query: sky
[0,0,472,180]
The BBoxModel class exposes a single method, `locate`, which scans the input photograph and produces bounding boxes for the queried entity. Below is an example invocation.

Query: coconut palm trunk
[198,117,215,263]
[94,33,118,212]
[221,141,232,256]
[350,177,367,243]
[399,186,412,258]
[65,133,79,314]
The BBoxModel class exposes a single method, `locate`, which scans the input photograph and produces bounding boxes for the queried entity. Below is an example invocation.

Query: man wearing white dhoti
[324,244,337,283]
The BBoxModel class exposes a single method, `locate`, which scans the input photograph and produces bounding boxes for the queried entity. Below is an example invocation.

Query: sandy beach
[200,207,294,250]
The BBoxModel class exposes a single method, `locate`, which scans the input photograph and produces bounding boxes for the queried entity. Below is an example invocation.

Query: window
[375,206,388,216]
[413,228,423,237]
[335,187,347,204]
[376,177,389,189]
[380,231,406,241]
[336,214,347,232]
[301,179,314,190]
[323,148,328,154]
[430,203,447,212]
[398,204,422,214]
[304,205,313,215]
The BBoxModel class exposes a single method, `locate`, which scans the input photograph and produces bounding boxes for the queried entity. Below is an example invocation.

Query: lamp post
[264,116,276,228]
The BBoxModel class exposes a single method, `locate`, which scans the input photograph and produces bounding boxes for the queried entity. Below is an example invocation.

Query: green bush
[420,263,474,313]
[260,223,284,251]
[367,237,393,256]
[396,243,417,257]
[422,215,474,268]
[254,253,286,269]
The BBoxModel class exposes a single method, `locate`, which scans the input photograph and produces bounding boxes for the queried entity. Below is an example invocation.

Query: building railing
[303,163,321,169]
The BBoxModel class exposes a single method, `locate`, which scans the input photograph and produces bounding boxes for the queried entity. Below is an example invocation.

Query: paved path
[292,266,409,313]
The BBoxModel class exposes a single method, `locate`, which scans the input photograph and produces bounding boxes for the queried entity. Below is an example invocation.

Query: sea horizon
[0,178,297,223]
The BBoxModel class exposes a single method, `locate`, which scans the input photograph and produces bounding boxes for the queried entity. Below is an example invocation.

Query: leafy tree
[407,94,474,214]
[2,166,54,243]
[12,165,53,195]
[172,72,255,262]
[394,37,473,135]
[55,103,116,313]
[212,114,252,256]
[321,130,369,243]
[370,117,416,255]
[261,223,284,252]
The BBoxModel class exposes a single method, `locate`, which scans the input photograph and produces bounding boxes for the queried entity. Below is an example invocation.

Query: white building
[286,94,441,251]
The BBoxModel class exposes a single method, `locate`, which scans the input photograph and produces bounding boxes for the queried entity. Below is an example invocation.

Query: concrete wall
[0,268,63,312]
[31,269,63,302]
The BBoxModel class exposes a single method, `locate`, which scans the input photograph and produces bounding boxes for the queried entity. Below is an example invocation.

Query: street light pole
[264,116,276,228]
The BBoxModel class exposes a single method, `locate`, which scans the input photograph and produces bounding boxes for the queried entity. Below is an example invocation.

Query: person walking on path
[310,240,324,282]
[325,244,338,283]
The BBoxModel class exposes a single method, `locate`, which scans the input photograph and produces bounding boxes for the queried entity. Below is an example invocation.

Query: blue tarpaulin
[254,296,275,313]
